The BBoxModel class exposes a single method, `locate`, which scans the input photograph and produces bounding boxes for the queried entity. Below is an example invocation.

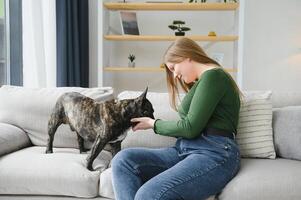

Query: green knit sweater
[154,68,241,139]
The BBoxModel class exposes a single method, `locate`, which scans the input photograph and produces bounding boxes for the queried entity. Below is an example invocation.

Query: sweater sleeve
[153,70,227,139]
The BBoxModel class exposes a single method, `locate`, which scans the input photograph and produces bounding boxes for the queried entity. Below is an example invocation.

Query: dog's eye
[143,111,148,115]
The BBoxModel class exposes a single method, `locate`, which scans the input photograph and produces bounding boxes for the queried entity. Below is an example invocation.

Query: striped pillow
[236,91,276,159]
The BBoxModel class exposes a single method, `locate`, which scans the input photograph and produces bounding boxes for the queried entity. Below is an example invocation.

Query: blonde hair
[163,37,243,110]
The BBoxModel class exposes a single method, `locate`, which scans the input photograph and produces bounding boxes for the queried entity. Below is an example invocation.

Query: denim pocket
[202,135,235,157]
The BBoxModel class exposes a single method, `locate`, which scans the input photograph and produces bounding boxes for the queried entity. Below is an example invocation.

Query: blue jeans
[111,133,240,200]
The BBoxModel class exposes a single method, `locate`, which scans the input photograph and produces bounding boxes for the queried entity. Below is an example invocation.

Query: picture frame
[119,11,140,35]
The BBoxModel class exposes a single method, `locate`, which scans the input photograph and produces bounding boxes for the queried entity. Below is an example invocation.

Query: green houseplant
[189,0,206,2]
[224,0,237,2]
[168,20,191,36]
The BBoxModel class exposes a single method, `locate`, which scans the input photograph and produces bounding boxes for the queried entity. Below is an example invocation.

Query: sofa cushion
[219,158,301,200]
[271,92,301,108]
[99,167,216,200]
[0,196,111,200]
[118,91,177,149]
[0,146,112,198]
[0,123,31,156]
[99,168,114,199]
[118,90,277,159]
[236,91,276,158]
[0,85,114,148]
[272,106,301,160]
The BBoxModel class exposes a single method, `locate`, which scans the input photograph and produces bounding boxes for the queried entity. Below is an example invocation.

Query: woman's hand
[131,117,155,132]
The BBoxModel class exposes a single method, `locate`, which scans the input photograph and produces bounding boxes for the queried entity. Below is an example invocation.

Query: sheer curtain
[22,0,56,87]
[0,0,6,85]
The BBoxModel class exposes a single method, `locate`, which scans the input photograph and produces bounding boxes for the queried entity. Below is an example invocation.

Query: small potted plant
[189,0,206,2]
[168,20,191,36]
[128,54,136,68]
[224,0,237,2]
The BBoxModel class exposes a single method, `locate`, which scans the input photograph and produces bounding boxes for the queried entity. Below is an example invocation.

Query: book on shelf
[119,11,140,35]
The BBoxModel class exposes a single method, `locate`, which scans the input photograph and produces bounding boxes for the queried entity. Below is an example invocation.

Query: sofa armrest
[0,123,31,156]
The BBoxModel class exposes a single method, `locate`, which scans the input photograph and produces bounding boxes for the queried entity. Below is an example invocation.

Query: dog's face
[136,97,155,119]
[119,87,155,127]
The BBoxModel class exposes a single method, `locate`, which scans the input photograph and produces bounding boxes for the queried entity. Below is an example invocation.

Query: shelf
[104,35,238,41]
[103,2,239,11]
[104,67,164,72]
[104,67,237,73]
[101,1,243,87]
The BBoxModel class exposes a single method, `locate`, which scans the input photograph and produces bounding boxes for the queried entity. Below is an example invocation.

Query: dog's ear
[140,87,148,99]
[135,87,148,104]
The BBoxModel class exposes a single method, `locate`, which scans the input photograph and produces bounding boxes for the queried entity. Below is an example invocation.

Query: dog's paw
[87,165,94,171]
[80,148,89,154]
[45,149,53,154]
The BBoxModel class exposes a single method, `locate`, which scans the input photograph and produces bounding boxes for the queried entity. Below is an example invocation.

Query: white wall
[89,0,301,93]
[242,0,301,91]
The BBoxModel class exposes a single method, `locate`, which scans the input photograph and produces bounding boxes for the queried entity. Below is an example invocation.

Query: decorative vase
[175,32,185,36]
[128,61,135,68]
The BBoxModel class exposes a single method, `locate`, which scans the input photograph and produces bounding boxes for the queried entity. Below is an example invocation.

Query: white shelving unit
[99,0,245,89]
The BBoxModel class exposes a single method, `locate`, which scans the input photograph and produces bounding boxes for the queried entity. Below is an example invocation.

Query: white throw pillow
[0,123,31,156]
[236,91,276,159]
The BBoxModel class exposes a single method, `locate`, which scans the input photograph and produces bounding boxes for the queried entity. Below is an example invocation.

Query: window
[0,0,7,86]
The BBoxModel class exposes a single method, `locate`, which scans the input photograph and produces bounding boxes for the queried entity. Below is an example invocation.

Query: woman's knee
[135,183,181,200]
[111,148,138,170]
[134,183,156,200]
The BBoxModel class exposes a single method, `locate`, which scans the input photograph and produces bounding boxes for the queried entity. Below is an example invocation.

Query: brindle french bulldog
[45,87,154,171]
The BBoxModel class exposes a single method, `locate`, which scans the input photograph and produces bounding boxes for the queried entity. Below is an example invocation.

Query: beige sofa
[0,86,301,200]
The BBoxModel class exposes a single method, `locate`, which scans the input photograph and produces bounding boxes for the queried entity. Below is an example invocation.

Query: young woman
[111,37,242,200]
